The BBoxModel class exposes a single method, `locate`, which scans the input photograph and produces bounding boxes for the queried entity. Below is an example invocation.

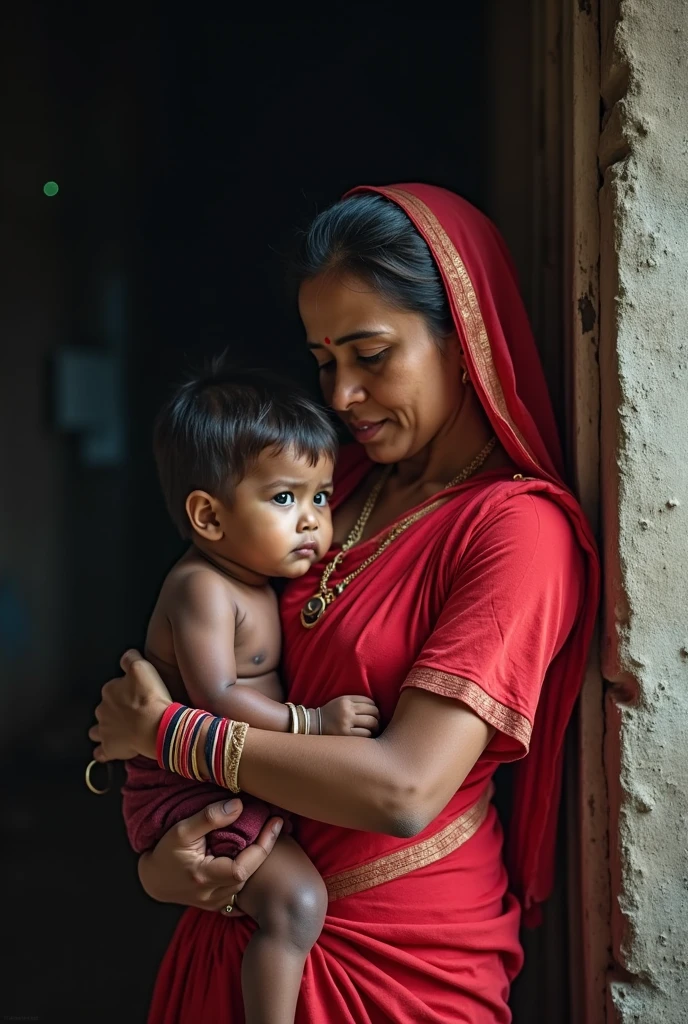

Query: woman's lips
[349,420,387,442]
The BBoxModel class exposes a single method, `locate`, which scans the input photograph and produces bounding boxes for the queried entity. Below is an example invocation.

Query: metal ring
[223,894,236,915]
[85,759,111,795]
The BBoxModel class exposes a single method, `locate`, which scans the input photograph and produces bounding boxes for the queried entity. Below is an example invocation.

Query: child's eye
[272,492,295,506]
[357,350,388,366]
[313,491,330,507]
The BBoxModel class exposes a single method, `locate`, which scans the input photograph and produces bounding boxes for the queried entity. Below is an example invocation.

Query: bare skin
[138,444,379,1024]
[90,273,508,944]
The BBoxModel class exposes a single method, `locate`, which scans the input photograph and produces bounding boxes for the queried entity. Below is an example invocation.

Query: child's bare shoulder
[160,553,238,616]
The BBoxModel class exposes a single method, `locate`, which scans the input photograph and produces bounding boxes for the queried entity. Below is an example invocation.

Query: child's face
[196,446,335,579]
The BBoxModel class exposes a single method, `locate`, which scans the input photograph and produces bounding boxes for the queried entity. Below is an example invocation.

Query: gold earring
[461,368,470,385]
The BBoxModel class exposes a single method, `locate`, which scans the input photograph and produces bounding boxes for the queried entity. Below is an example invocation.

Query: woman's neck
[391,391,509,496]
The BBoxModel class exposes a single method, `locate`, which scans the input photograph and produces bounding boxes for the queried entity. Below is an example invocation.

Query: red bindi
[324,337,331,345]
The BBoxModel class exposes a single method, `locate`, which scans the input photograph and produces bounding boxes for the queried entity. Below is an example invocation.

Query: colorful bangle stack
[285,702,320,734]
[156,702,249,793]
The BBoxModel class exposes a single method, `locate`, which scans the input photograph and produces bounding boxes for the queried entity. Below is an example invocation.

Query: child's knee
[260,872,328,952]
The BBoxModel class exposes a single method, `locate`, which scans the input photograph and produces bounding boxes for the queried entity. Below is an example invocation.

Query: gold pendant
[301,593,327,629]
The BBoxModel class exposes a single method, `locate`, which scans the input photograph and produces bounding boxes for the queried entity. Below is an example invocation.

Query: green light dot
[43,181,59,197]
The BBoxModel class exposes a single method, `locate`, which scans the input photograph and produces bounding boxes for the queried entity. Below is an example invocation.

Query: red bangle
[157,702,185,769]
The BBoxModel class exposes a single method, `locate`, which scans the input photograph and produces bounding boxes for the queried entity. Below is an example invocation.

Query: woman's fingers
[174,800,245,847]
[203,818,284,894]
[350,727,374,738]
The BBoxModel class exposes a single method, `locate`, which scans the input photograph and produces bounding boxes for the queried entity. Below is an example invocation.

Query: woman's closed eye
[357,350,388,366]
[317,350,389,374]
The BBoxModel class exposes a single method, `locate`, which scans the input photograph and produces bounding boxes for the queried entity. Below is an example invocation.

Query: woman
[91,183,599,1023]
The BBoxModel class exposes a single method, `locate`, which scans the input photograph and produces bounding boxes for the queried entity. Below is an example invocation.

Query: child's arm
[169,571,291,732]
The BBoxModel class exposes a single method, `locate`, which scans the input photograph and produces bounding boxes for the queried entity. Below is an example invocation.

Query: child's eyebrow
[262,479,308,489]
[262,478,334,490]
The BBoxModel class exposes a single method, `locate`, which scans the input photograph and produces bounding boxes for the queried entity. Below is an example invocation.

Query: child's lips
[293,541,318,556]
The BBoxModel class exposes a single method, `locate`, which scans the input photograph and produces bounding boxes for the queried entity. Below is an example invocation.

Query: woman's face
[299,272,463,464]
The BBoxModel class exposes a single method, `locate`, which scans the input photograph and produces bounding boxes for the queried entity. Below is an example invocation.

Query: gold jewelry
[223,894,236,914]
[461,367,470,385]
[301,436,497,628]
[285,702,299,734]
[294,705,309,735]
[85,759,112,795]
[224,721,248,793]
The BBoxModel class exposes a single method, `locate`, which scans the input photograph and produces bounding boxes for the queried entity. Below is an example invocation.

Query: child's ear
[185,491,224,541]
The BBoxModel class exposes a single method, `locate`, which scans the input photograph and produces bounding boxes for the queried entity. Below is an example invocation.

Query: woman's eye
[272,492,295,506]
[357,350,388,366]
[313,491,330,507]
[317,360,336,373]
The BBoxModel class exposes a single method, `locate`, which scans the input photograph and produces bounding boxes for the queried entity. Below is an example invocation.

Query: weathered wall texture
[599,0,688,1019]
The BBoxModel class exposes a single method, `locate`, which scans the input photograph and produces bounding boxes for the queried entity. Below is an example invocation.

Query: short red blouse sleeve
[401,492,585,760]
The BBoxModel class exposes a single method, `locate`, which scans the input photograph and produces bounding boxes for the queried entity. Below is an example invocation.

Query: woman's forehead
[299,273,401,333]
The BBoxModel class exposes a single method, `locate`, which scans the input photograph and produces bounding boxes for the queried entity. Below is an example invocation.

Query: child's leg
[236,834,328,1024]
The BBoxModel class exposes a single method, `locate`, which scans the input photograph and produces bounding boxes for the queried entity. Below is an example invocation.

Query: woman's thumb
[120,648,144,672]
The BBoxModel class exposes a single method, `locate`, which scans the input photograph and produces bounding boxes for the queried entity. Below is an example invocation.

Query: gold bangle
[301,706,310,736]
[169,707,192,776]
[294,704,306,735]
[190,713,208,782]
[285,702,298,734]
[222,721,237,790]
[225,721,248,793]
[85,759,112,795]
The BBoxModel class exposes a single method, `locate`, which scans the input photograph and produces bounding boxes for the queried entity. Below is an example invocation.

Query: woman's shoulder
[477,481,577,539]
[442,475,583,568]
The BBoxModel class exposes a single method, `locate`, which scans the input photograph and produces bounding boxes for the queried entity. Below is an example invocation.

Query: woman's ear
[185,490,224,542]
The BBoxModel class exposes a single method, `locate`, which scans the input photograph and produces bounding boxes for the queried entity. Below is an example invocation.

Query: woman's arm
[236,687,494,837]
[91,651,493,838]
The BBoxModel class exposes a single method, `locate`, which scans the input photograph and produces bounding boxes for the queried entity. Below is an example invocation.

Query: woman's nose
[328,367,366,412]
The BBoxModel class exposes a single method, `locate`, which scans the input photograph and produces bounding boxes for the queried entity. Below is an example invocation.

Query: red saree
[148,184,599,1023]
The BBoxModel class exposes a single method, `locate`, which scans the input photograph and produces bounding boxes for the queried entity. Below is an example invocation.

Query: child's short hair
[154,359,339,537]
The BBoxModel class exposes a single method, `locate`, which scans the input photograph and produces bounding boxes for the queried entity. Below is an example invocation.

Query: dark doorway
[2,6,569,1022]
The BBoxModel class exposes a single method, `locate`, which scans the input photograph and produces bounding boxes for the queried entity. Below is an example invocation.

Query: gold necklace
[300,436,497,628]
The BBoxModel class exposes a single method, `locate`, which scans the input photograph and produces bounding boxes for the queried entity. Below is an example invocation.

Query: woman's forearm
[192,718,415,835]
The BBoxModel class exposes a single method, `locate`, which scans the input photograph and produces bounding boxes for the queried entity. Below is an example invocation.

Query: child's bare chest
[233,584,282,678]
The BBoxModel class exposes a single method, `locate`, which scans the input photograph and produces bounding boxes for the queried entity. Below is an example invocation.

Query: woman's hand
[138,798,283,913]
[89,649,172,762]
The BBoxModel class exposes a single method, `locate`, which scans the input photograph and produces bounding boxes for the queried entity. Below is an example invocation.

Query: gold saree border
[403,666,532,751]
[380,187,540,473]
[324,785,492,903]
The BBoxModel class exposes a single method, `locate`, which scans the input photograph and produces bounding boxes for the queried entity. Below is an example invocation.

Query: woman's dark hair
[294,192,454,341]
[154,358,338,538]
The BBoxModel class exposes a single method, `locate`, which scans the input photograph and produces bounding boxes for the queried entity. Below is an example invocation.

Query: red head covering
[346,183,600,925]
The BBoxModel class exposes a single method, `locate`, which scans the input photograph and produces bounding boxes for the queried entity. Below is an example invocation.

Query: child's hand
[319,695,380,737]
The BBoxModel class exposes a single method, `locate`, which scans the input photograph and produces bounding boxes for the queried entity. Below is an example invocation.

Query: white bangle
[285,702,298,734]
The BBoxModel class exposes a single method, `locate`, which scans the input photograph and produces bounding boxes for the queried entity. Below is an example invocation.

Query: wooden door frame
[486,3,609,1021]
